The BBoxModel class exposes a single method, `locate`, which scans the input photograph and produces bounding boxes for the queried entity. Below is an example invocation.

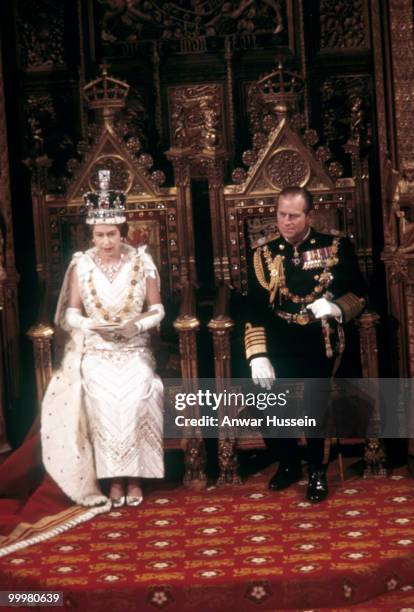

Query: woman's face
[92,224,121,258]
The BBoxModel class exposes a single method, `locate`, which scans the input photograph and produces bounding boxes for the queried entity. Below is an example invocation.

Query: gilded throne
[27,69,206,488]
[205,65,384,483]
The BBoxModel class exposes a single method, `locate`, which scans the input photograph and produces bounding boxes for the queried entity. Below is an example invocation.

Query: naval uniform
[244,227,366,468]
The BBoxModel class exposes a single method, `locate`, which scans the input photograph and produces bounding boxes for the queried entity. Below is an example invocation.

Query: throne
[26,68,207,488]
[206,64,385,484]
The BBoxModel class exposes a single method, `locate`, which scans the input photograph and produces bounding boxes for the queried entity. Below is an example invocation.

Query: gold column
[173,286,206,489]
[27,324,54,410]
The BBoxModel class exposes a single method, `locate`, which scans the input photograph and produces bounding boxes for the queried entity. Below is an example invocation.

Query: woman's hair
[87,221,129,239]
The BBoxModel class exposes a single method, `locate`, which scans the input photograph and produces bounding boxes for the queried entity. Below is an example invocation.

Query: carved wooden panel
[168,83,228,157]
[389,0,414,174]
[321,76,373,173]
[16,0,66,70]
[319,0,369,50]
[93,0,290,47]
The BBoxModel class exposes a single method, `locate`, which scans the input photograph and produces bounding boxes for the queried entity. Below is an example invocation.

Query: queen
[41,170,165,509]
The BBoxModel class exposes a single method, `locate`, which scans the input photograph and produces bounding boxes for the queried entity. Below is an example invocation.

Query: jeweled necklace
[88,254,141,323]
[96,252,125,283]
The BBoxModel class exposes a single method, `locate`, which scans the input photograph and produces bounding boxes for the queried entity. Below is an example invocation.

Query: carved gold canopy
[222,109,360,293]
[34,105,181,302]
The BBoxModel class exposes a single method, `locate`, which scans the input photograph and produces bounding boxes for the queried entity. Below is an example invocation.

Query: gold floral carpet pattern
[1,467,414,611]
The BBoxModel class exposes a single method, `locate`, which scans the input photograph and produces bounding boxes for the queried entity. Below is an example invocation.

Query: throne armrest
[27,323,55,410]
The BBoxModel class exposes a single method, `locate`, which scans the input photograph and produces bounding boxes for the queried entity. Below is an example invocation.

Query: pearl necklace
[96,252,125,283]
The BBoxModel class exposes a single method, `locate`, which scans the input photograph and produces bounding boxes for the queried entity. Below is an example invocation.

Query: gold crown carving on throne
[255,61,304,114]
[83,170,127,225]
[83,64,130,120]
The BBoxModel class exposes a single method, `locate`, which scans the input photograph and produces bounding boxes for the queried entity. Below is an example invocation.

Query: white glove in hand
[250,357,276,390]
[65,307,93,333]
[117,319,138,339]
[307,297,342,322]
[135,303,165,333]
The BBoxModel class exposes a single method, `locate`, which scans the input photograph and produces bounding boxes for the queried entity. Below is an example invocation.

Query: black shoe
[306,468,328,503]
[269,462,302,491]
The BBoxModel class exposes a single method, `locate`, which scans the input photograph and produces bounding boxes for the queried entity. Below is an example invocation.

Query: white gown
[41,244,164,506]
[78,245,164,479]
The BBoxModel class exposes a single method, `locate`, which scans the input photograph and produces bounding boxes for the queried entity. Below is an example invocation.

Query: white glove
[117,319,139,339]
[306,298,342,322]
[65,307,93,333]
[250,357,276,390]
[134,303,165,333]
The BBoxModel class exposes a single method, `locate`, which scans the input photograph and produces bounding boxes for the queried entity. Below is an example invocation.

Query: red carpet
[1,457,414,611]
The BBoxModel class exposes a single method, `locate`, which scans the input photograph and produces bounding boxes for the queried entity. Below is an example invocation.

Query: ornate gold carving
[169,84,226,154]
[264,148,311,189]
[389,0,414,171]
[320,0,367,49]
[17,0,65,69]
[27,324,54,409]
[183,438,207,490]
[322,77,372,150]
[84,65,129,121]
[97,0,286,43]
[363,439,387,478]
[247,63,305,129]
[355,311,380,378]
[217,439,242,486]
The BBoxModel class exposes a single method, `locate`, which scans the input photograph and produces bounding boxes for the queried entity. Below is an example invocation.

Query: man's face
[276,194,312,243]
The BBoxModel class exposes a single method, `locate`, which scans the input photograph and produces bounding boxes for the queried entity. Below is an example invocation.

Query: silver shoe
[126,495,143,507]
[110,496,126,508]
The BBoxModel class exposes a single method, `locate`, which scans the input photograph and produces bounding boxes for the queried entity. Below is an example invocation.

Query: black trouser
[262,350,334,469]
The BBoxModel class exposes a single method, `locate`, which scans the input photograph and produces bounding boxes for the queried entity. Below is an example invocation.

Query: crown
[83,170,126,225]
[255,62,304,113]
[83,65,130,121]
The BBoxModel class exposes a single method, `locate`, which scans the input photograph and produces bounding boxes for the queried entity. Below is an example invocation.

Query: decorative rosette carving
[303,129,319,147]
[151,170,166,186]
[315,146,331,162]
[242,150,258,167]
[231,168,247,185]
[328,161,344,178]
[263,114,278,132]
[291,113,306,131]
[137,153,153,169]
[252,132,268,151]
[126,136,142,153]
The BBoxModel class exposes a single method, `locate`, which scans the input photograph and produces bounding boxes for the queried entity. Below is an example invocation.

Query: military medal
[292,245,301,266]
[296,310,308,325]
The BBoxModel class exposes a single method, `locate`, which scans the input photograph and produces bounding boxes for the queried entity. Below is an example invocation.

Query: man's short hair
[276,186,314,213]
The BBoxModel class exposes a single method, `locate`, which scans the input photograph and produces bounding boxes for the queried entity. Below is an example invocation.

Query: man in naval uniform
[244,186,366,502]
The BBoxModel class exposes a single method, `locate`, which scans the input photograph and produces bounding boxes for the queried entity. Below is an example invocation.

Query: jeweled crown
[83,170,126,225]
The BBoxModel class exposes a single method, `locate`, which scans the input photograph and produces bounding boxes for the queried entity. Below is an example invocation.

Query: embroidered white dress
[77,245,164,479]
[41,244,164,507]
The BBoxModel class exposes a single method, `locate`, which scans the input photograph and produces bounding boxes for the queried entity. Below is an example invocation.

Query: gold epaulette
[250,231,280,250]
[253,248,270,291]
[245,323,267,360]
[334,293,366,323]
